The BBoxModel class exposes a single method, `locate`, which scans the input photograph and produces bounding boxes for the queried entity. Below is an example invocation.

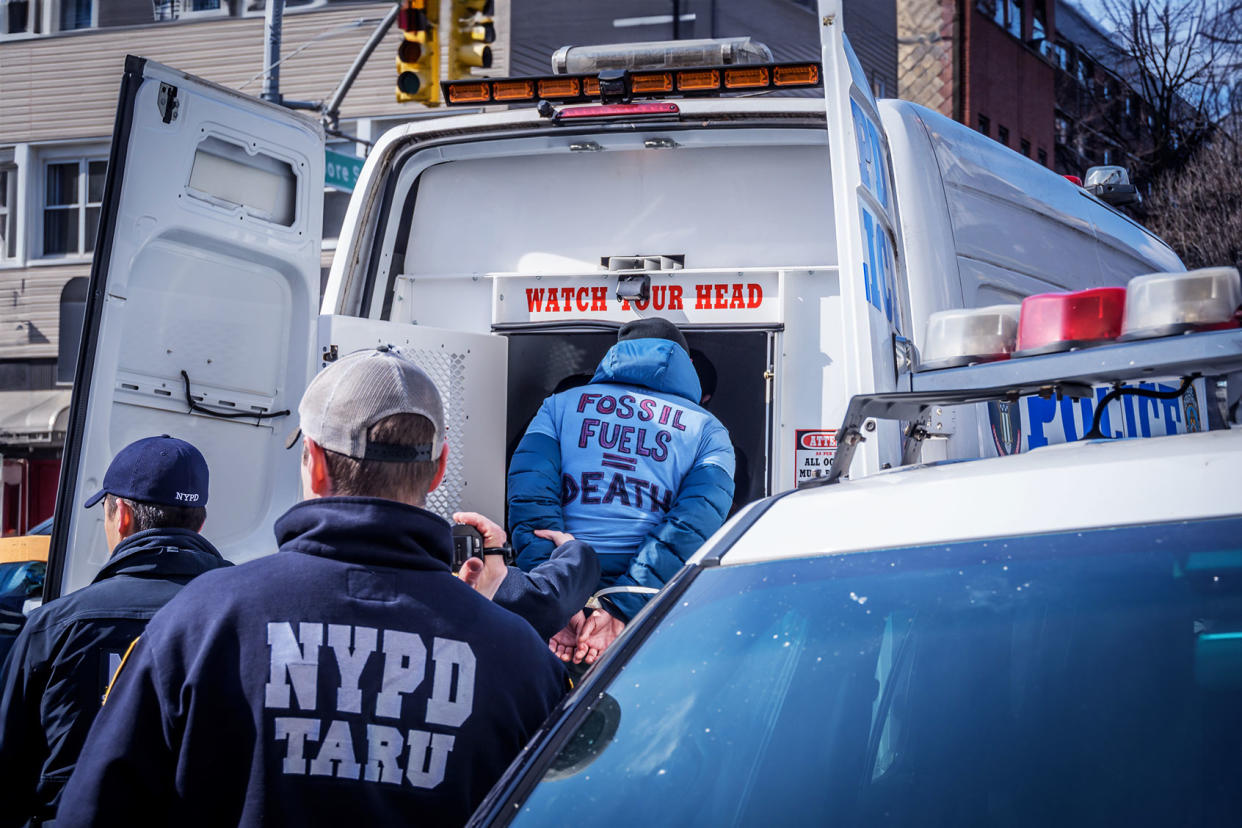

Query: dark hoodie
[57,497,566,828]
[0,527,229,826]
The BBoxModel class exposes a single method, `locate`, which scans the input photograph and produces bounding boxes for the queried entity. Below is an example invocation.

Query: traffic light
[396,0,440,105]
[447,0,495,80]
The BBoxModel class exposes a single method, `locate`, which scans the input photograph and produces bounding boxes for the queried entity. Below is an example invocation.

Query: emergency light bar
[920,305,1020,369]
[1015,287,1127,355]
[1121,268,1242,339]
[917,268,1241,370]
[551,38,775,75]
[440,61,822,107]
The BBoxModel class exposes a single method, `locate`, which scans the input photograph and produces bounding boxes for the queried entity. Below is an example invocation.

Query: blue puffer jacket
[509,337,735,621]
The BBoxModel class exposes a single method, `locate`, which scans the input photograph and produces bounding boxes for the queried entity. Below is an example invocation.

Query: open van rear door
[47,58,324,598]
[816,1,908,479]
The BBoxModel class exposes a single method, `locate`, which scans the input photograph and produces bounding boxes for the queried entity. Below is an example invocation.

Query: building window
[1006,0,1023,38]
[998,125,1010,146]
[153,0,225,21]
[0,165,15,261]
[1037,148,1048,166]
[1055,116,1069,144]
[1,0,41,36]
[58,0,95,30]
[1032,0,1048,51]
[976,0,1005,28]
[42,158,106,257]
[872,77,887,98]
[978,114,991,137]
[1020,138,1031,157]
[1077,56,1092,87]
[1051,41,1070,70]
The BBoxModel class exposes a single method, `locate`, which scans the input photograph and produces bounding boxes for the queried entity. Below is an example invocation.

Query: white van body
[46,3,1186,597]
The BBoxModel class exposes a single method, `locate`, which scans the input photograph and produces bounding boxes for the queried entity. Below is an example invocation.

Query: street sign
[325,148,364,192]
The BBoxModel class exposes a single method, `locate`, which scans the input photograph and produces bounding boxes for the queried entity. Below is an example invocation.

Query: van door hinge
[763,368,775,404]
[322,344,339,364]
[157,83,180,124]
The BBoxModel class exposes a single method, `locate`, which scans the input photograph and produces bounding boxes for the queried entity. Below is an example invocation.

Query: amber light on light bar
[440,61,822,107]
[630,72,674,94]
[773,64,820,86]
[492,79,536,101]
[677,69,720,91]
[722,67,769,88]
[538,77,581,98]
[445,82,490,104]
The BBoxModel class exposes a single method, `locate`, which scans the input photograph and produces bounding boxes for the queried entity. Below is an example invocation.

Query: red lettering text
[525,288,545,313]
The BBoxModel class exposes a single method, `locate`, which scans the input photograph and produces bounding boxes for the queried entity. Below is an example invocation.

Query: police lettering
[264,622,475,790]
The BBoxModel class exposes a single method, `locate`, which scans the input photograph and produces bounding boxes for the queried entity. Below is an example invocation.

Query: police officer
[0,435,229,827]
[58,347,566,827]
[508,318,735,664]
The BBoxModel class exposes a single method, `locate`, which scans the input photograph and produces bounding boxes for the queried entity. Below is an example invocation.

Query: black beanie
[618,318,689,354]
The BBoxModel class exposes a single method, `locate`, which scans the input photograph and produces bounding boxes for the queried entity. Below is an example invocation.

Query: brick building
[897,0,1174,186]
[1050,1,1165,182]
[898,0,1056,166]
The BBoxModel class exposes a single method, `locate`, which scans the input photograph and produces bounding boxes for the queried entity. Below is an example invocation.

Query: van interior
[504,329,774,517]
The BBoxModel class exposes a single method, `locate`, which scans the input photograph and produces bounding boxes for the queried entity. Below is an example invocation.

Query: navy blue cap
[83,435,209,509]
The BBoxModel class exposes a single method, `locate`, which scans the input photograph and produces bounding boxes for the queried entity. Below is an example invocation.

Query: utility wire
[239,16,385,92]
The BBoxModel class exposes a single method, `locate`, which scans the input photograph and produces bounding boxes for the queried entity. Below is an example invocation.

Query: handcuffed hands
[549,610,586,662]
[574,608,625,665]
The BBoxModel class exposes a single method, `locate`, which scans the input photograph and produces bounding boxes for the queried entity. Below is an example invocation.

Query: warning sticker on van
[795,429,837,486]
[493,272,781,325]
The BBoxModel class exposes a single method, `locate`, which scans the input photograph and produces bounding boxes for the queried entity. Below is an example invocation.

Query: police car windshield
[510,516,1242,827]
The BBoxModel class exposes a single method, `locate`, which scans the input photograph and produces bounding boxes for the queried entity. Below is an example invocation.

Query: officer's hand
[457,556,508,600]
[534,528,575,547]
[575,609,625,664]
[452,511,507,548]
[549,611,585,662]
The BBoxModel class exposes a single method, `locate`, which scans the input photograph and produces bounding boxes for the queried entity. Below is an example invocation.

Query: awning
[0,389,73,448]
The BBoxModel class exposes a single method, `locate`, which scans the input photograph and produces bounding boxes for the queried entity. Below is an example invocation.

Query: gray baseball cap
[286,346,445,462]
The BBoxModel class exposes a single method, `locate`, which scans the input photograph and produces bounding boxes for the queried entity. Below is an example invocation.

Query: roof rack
[817,327,1242,486]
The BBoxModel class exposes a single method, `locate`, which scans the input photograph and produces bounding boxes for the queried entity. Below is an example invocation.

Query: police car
[468,273,1242,826]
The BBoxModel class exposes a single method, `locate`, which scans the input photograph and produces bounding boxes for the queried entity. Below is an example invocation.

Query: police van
[46,0,1192,597]
[467,320,1242,827]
